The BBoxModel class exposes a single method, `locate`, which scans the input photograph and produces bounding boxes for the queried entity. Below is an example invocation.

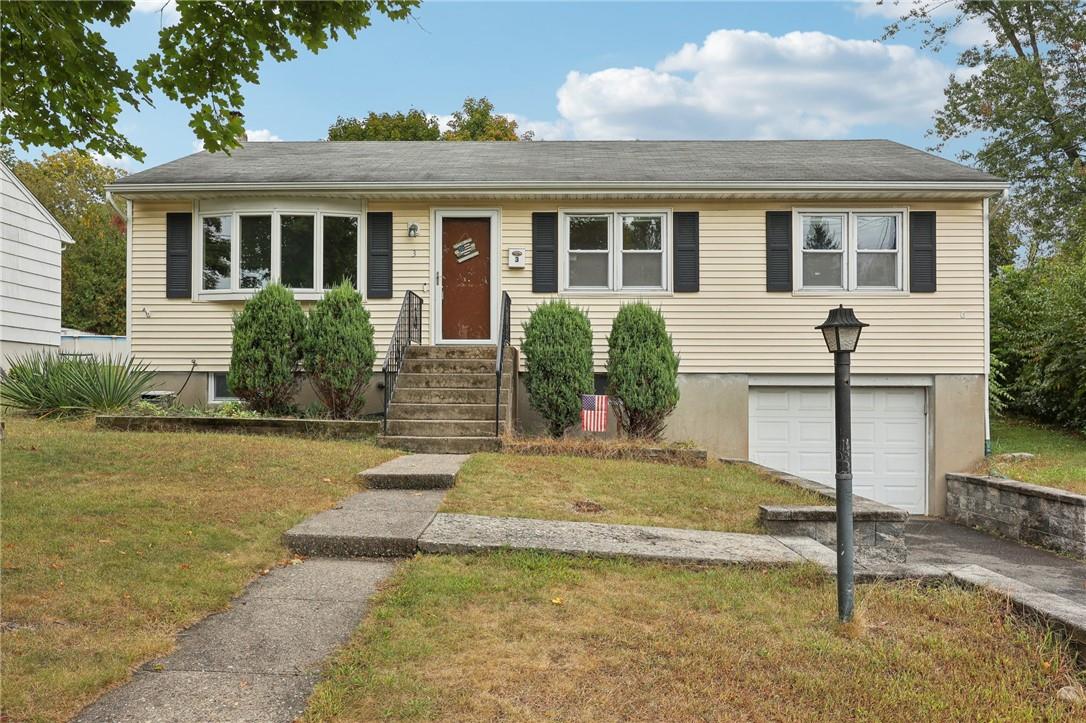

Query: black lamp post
[815,305,868,623]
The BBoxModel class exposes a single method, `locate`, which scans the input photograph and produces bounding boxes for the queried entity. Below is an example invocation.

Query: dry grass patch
[502,436,707,466]
[304,552,1082,721]
[0,416,395,723]
[982,418,1086,495]
[441,453,820,533]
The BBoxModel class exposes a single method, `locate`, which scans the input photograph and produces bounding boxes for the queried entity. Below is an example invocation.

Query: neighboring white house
[1,161,74,368]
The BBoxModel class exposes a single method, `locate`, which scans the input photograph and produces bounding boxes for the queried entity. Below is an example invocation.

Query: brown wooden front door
[440,216,491,341]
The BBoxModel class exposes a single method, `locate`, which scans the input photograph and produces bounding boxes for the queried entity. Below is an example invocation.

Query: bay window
[239,215,271,289]
[796,210,905,291]
[201,216,232,290]
[279,214,315,289]
[197,208,361,297]
[562,211,668,291]
[323,215,359,288]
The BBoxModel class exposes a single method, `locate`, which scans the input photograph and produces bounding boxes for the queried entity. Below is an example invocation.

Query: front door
[440,216,492,342]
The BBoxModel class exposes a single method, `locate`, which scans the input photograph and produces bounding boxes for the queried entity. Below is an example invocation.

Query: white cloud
[91,151,137,170]
[192,128,282,152]
[132,0,180,26]
[245,128,283,142]
[553,28,950,140]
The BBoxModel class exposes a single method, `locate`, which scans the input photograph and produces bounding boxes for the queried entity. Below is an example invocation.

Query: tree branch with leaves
[883,0,1085,261]
[1,0,420,160]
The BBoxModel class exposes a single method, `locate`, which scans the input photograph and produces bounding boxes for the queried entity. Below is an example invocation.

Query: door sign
[453,237,479,263]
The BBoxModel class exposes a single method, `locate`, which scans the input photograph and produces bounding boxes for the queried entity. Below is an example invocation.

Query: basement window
[209,372,238,403]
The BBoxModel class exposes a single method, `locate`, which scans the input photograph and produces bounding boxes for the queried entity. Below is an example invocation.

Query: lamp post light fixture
[815,304,869,623]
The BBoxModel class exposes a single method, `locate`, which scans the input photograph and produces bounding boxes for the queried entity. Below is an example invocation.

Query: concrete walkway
[75,559,395,723]
[76,453,471,723]
[907,517,1086,604]
[421,513,804,565]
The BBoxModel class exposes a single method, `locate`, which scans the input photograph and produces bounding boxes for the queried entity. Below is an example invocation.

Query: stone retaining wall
[722,460,910,564]
[96,415,380,439]
[947,473,1086,558]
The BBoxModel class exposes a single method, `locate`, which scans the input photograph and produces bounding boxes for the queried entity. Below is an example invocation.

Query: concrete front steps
[378,345,513,454]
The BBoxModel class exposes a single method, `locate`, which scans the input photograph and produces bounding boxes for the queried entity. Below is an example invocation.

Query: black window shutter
[672,211,700,292]
[909,211,937,293]
[367,212,393,299]
[765,211,792,292]
[165,212,193,299]
[532,212,558,293]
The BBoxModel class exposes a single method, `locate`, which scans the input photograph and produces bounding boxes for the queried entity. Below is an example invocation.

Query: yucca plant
[1,352,157,416]
[0,352,73,415]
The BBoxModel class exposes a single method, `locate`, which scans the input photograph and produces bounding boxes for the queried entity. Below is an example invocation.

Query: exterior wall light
[815,304,869,623]
[407,222,419,238]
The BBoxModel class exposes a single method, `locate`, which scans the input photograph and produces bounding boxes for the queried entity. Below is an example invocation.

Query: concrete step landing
[361,453,469,490]
[283,489,445,558]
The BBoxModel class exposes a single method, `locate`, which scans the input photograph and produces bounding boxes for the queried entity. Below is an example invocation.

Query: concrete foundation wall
[931,374,987,516]
[667,374,748,459]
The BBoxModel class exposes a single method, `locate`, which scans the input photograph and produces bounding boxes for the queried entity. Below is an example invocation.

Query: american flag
[581,394,608,432]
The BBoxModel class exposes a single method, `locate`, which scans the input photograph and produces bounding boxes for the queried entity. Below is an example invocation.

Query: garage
[748,386,928,514]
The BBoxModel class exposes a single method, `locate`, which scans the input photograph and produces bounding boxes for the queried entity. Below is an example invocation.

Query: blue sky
[26,1,987,171]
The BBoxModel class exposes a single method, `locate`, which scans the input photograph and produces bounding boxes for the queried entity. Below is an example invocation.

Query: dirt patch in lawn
[303,552,1083,722]
[0,416,395,723]
[441,453,822,534]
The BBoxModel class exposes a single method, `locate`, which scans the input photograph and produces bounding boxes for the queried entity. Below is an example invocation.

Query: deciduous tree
[328,110,440,141]
[1,0,419,160]
[883,0,1086,262]
[442,97,534,141]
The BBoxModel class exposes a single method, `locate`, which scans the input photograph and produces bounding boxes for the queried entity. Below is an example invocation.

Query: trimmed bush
[522,300,594,437]
[228,283,305,414]
[607,303,679,439]
[0,352,156,416]
[302,282,376,419]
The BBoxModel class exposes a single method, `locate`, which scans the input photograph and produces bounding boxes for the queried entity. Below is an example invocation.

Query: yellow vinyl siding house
[109,141,1004,515]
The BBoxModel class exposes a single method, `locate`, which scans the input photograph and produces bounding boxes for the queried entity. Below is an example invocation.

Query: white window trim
[791,207,909,295]
[207,372,239,404]
[192,201,365,301]
[559,209,671,294]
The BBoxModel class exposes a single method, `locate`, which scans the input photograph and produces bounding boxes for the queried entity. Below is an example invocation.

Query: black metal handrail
[495,291,512,436]
[382,290,422,433]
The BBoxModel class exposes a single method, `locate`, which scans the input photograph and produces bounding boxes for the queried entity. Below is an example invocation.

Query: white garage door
[749,387,928,514]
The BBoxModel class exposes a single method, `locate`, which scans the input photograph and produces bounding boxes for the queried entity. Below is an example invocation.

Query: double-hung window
[796,210,905,291]
[198,209,361,297]
[563,211,668,292]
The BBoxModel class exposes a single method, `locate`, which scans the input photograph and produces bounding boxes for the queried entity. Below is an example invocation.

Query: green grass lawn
[303,552,1083,722]
[0,416,395,723]
[987,418,1086,495]
[440,453,824,534]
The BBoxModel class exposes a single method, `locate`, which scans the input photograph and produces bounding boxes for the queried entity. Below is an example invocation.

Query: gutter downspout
[983,195,991,456]
[106,190,126,220]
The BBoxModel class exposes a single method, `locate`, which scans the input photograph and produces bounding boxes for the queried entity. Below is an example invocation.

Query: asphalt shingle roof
[112,140,1002,187]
